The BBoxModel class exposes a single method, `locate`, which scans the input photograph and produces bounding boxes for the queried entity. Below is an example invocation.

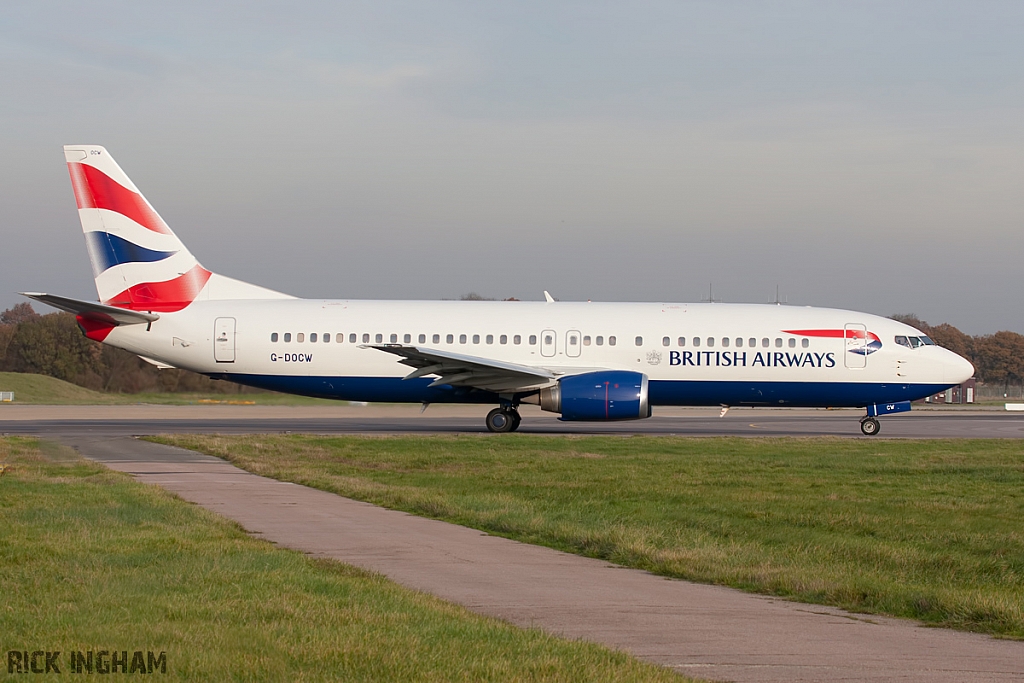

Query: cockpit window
[920,336,935,345]
[909,336,924,348]
[894,335,911,348]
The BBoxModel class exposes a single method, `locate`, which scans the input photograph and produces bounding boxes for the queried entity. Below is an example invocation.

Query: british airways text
[669,351,836,368]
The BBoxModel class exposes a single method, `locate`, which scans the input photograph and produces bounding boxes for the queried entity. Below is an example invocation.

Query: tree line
[0,303,253,394]
[0,302,1019,394]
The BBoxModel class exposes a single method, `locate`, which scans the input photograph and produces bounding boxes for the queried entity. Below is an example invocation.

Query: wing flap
[367,345,557,393]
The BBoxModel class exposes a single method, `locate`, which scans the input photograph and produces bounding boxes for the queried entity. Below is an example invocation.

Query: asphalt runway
[2,404,1024,437]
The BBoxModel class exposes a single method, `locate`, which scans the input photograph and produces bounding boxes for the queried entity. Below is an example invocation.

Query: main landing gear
[860,417,880,436]
[486,407,522,433]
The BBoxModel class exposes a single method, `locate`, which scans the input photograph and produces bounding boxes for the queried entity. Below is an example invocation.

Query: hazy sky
[2,1,1023,333]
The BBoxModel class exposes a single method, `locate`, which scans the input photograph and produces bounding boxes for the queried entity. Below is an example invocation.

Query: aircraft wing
[20,292,159,326]
[366,345,558,393]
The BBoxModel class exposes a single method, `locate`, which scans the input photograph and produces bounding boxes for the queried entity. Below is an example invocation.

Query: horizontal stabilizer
[20,292,159,326]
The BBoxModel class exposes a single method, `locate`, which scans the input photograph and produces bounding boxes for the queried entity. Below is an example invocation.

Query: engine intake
[533,371,651,421]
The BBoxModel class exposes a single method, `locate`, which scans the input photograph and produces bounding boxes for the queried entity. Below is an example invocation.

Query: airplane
[22,145,974,435]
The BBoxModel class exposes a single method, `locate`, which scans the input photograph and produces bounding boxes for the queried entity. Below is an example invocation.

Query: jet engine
[526,370,651,421]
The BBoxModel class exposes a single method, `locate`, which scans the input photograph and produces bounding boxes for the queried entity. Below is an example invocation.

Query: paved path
[6,404,1024,438]
[60,434,1024,682]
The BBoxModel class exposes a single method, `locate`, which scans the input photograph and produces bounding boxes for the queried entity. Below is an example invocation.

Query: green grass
[153,434,1024,639]
[0,371,337,405]
[0,437,685,682]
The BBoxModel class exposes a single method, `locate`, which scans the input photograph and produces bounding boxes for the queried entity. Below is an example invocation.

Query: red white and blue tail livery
[24,145,974,435]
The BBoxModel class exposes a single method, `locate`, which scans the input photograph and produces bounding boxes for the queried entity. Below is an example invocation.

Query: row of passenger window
[269,332,618,346]
[658,336,809,349]
[268,331,811,349]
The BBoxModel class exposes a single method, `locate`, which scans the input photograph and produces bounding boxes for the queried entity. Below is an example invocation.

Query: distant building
[923,377,975,404]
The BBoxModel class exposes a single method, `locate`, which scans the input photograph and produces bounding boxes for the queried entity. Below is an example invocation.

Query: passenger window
[635,336,643,346]
[662,336,670,347]
[735,338,742,348]
[472,334,480,344]
[677,337,685,347]
[297,333,305,343]
[350,333,357,343]
[337,333,344,343]
[323,333,330,343]
[310,333,317,343]
[569,334,578,346]
[460,334,467,344]
[693,337,701,347]
[801,338,809,348]
[283,333,291,343]
[486,334,494,344]
[707,337,715,347]
[529,335,537,345]
[609,336,617,346]
[749,338,756,347]
[500,334,508,344]
[271,332,279,342]
[775,338,782,347]
[360,333,368,343]
[583,335,591,346]
[514,335,522,345]
[446,334,454,344]
[762,338,769,347]
[433,334,440,344]
[404,334,411,343]
[375,333,383,343]
[544,334,553,345]
[787,338,795,348]
[419,334,426,343]
[722,337,730,348]
[596,336,604,346]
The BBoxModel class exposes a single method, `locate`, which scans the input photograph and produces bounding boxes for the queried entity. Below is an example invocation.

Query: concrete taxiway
[56,434,1024,682]
[3,403,1024,437]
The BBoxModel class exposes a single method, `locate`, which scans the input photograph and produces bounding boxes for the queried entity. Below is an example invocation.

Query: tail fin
[64,145,291,311]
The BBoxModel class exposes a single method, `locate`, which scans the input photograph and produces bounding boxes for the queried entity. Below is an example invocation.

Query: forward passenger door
[565,330,581,358]
[844,323,867,369]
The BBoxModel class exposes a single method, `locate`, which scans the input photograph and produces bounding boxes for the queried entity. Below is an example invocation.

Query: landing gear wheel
[860,417,880,436]
[509,410,522,432]
[486,408,515,433]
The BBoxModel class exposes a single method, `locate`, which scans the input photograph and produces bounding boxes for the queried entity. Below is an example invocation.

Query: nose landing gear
[486,407,521,433]
[860,400,912,436]
[859,417,880,436]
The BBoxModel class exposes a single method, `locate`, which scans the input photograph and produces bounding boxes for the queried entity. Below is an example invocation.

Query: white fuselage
[99,298,973,408]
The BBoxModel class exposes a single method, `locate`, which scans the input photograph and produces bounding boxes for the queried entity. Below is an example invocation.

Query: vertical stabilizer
[64,145,292,311]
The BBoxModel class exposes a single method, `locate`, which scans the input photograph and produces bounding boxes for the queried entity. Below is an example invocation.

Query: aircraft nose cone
[948,352,974,384]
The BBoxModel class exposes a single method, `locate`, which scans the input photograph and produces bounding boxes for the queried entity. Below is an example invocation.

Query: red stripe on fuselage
[104,264,211,312]
[784,329,880,343]
[67,162,172,235]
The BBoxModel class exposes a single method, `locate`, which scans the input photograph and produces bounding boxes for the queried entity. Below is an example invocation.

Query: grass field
[0,372,336,405]
[154,434,1024,639]
[0,437,685,682]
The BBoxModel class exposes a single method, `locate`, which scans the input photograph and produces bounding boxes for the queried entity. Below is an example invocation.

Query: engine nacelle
[532,371,651,421]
